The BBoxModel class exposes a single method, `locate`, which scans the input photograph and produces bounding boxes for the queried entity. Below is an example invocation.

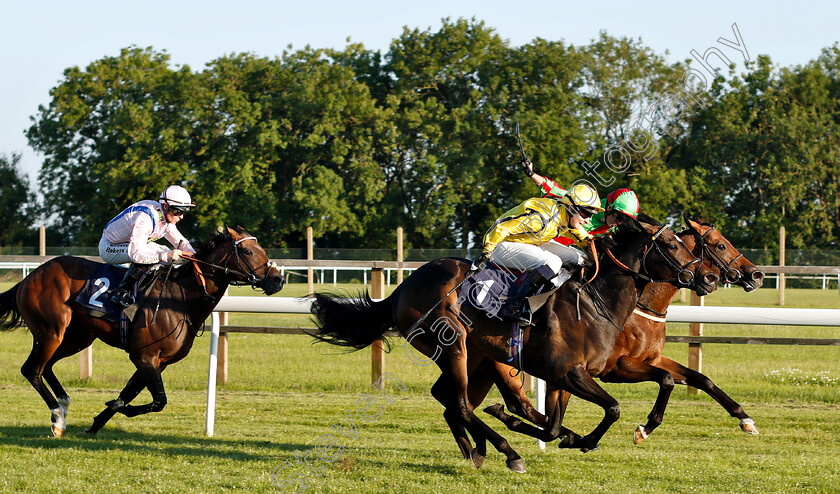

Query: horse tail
[0,283,23,331]
[309,288,398,350]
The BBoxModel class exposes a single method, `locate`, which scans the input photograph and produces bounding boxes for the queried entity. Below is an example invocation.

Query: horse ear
[637,221,661,236]
[225,226,239,238]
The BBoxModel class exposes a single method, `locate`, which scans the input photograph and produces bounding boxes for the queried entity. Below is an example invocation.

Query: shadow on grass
[0,424,306,461]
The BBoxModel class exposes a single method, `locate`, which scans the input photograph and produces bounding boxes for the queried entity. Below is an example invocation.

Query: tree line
[3,18,838,251]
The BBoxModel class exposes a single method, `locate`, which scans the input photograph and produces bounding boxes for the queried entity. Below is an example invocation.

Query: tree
[27,47,198,244]
[667,48,840,248]
[0,153,34,247]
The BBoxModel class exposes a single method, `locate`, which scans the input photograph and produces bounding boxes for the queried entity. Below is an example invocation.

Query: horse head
[604,213,718,295]
[198,226,285,295]
[682,214,764,292]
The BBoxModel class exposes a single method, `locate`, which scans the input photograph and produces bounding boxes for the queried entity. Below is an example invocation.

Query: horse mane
[192,226,248,258]
[597,211,660,252]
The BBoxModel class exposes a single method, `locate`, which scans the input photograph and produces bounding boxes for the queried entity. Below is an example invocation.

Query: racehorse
[0,226,284,437]
[478,216,764,446]
[310,214,719,472]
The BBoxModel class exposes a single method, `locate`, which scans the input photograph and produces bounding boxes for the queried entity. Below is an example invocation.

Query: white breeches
[491,241,585,287]
[99,236,169,265]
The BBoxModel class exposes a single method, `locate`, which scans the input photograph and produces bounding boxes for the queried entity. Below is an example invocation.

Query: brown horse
[478,217,764,447]
[0,226,284,437]
[310,215,719,471]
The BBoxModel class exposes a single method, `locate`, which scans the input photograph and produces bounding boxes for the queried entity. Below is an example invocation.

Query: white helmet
[159,185,195,210]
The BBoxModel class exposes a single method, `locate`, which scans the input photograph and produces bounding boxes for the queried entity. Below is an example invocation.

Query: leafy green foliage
[0,153,35,246]
[22,23,840,251]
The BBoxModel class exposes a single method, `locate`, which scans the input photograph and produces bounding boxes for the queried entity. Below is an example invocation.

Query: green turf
[0,282,838,492]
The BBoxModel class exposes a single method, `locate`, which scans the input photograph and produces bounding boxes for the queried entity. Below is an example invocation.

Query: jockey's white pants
[99,236,169,265]
[491,240,586,287]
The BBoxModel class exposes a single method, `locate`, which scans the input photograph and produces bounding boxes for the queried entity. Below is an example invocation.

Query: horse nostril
[678,270,694,286]
[705,273,719,286]
[752,271,764,281]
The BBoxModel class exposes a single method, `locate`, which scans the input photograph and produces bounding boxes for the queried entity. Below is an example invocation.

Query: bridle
[689,224,745,285]
[182,236,278,290]
[605,226,700,288]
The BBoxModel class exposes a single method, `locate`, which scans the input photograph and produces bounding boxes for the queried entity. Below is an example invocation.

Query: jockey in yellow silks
[471,183,603,323]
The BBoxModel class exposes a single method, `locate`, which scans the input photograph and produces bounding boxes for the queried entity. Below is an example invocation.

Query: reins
[605,226,700,287]
[180,236,278,291]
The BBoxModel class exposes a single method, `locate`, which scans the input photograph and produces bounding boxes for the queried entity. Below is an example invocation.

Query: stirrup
[501,300,532,325]
[111,290,134,308]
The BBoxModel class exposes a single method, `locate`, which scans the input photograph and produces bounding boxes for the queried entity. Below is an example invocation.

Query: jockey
[99,185,197,308]
[471,181,603,323]
[521,158,640,243]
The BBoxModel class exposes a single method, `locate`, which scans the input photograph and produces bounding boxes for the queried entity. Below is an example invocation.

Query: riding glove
[519,159,535,177]
[470,253,491,276]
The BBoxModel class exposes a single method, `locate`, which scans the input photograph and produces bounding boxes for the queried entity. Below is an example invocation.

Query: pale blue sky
[2,0,836,182]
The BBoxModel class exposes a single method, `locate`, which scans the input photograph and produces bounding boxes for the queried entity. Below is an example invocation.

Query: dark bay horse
[0,226,284,437]
[310,215,719,472]
[478,217,764,447]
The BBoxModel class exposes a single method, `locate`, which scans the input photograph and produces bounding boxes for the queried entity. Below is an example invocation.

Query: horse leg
[484,381,581,443]
[20,334,65,437]
[113,360,167,418]
[42,330,98,429]
[655,356,758,435]
[431,374,475,462]
[85,369,147,434]
[600,356,676,444]
[445,349,526,473]
[555,365,620,452]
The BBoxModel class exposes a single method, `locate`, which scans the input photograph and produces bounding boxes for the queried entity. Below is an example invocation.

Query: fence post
[218,288,229,385]
[396,227,404,285]
[687,291,704,395]
[370,267,386,385]
[307,227,314,296]
[779,226,785,306]
[79,344,93,379]
[39,226,46,256]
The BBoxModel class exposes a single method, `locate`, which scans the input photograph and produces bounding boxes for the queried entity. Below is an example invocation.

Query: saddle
[75,264,161,350]
[457,263,557,320]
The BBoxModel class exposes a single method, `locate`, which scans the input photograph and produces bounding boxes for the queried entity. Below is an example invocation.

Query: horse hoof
[581,444,600,454]
[84,428,96,435]
[634,424,649,445]
[740,418,759,435]
[470,450,486,469]
[51,425,65,438]
[507,458,526,473]
[557,433,581,449]
[483,403,504,417]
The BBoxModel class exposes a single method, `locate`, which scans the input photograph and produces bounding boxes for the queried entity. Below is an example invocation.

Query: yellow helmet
[560,184,605,217]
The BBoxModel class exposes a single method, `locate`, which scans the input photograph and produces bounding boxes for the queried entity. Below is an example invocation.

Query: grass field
[0,282,838,493]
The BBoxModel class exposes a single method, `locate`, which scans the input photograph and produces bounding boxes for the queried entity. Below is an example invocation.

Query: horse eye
[716,243,726,251]
[243,249,253,256]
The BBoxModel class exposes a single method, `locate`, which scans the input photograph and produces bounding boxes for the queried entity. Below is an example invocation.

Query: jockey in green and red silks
[523,161,640,244]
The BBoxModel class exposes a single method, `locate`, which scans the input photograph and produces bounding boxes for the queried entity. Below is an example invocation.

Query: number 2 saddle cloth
[74,263,138,350]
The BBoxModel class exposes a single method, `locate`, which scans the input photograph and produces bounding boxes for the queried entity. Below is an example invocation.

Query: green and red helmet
[604,188,639,219]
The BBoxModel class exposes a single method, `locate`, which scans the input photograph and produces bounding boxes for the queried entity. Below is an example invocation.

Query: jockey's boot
[110,263,144,308]
[500,268,552,325]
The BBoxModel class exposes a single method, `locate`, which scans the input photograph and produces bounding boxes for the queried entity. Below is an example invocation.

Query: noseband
[183,236,277,290]
[606,226,700,288]
[692,225,745,285]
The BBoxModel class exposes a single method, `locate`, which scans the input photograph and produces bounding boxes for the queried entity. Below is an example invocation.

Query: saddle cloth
[456,263,556,319]
[75,263,135,350]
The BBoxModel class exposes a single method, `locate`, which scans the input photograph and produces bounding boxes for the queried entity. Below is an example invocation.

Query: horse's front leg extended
[86,369,147,434]
[600,356,675,444]
[555,365,620,453]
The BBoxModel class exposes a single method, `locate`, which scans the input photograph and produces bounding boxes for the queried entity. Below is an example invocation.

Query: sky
[2,0,837,184]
